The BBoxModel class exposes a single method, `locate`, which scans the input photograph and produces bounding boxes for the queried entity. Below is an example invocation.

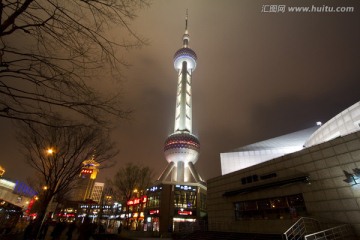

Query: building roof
[229,126,319,153]
[221,101,360,175]
[305,101,360,147]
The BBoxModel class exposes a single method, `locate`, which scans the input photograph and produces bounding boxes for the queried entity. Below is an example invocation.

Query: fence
[283,217,356,240]
[304,224,356,240]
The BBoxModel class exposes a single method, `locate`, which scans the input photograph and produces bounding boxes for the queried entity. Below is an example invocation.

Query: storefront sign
[127,196,147,206]
[149,210,159,215]
[178,210,192,215]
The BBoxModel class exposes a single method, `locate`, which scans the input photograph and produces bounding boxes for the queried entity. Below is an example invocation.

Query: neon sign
[178,210,192,215]
[127,196,147,206]
[81,169,93,174]
[149,210,159,215]
[175,185,196,191]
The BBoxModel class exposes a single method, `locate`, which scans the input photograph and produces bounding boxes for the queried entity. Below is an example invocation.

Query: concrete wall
[207,131,360,235]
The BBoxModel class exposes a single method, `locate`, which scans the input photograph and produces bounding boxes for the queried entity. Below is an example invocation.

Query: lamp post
[36,147,60,239]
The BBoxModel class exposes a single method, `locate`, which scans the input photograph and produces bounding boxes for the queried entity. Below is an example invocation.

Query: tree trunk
[32,195,53,239]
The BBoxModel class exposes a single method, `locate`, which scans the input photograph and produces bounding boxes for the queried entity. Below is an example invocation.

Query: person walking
[77,218,94,240]
[50,221,66,240]
[23,220,35,240]
[66,221,77,240]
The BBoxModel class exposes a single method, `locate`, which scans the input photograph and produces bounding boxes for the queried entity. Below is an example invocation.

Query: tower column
[175,61,193,133]
[179,61,188,131]
[158,162,175,182]
[177,161,185,182]
[188,162,202,183]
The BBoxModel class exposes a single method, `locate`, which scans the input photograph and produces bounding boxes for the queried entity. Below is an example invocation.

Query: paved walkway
[136,238,171,240]
[0,231,173,240]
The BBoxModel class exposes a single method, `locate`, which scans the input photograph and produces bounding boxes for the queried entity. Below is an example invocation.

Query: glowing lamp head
[164,132,200,164]
[46,148,54,155]
[174,47,197,71]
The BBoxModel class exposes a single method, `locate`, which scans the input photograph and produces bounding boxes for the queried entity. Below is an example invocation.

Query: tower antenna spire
[185,9,188,31]
[183,9,190,47]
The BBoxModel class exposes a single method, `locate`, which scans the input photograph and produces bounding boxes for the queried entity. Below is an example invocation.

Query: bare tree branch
[0,0,149,127]
[108,163,154,228]
[16,118,118,235]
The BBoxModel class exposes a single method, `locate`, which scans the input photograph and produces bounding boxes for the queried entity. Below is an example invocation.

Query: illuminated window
[173,190,197,208]
[147,193,160,208]
[234,194,306,221]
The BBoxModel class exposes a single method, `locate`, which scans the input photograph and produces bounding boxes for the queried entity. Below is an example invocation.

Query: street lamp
[37,147,59,239]
[46,148,54,155]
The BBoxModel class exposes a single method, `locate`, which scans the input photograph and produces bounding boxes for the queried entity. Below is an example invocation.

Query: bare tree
[109,163,154,228]
[0,0,148,126]
[16,119,117,236]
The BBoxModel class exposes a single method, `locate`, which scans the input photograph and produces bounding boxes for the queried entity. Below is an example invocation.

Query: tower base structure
[145,181,207,234]
[157,162,206,185]
[145,162,207,234]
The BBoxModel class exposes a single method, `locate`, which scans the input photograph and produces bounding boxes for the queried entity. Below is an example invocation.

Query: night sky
[1,0,359,183]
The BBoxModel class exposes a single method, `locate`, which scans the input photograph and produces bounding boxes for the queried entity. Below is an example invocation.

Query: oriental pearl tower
[158,13,204,184]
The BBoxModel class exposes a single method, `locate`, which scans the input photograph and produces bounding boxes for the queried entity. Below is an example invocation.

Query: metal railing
[283,217,322,240]
[304,224,356,240]
[283,217,356,240]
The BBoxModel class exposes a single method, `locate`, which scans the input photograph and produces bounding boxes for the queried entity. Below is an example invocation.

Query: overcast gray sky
[1,0,359,183]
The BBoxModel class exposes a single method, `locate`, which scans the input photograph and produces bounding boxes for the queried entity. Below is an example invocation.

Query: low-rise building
[208,101,360,237]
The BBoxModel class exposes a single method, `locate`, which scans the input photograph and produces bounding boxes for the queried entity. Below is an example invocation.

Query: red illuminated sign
[178,210,192,215]
[149,210,159,215]
[127,198,140,205]
[26,199,36,214]
[57,213,75,217]
[127,196,147,206]
[81,169,93,174]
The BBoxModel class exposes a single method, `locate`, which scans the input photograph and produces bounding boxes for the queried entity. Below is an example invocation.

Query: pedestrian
[98,223,105,234]
[39,220,50,240]
[117,223,122,234]
[51,221,66,240]
[77,218,93,240]
[66,221,77,240]
[23,220,35,240]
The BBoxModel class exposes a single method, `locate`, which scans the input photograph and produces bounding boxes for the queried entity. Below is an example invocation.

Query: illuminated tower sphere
[160,14,202,183]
